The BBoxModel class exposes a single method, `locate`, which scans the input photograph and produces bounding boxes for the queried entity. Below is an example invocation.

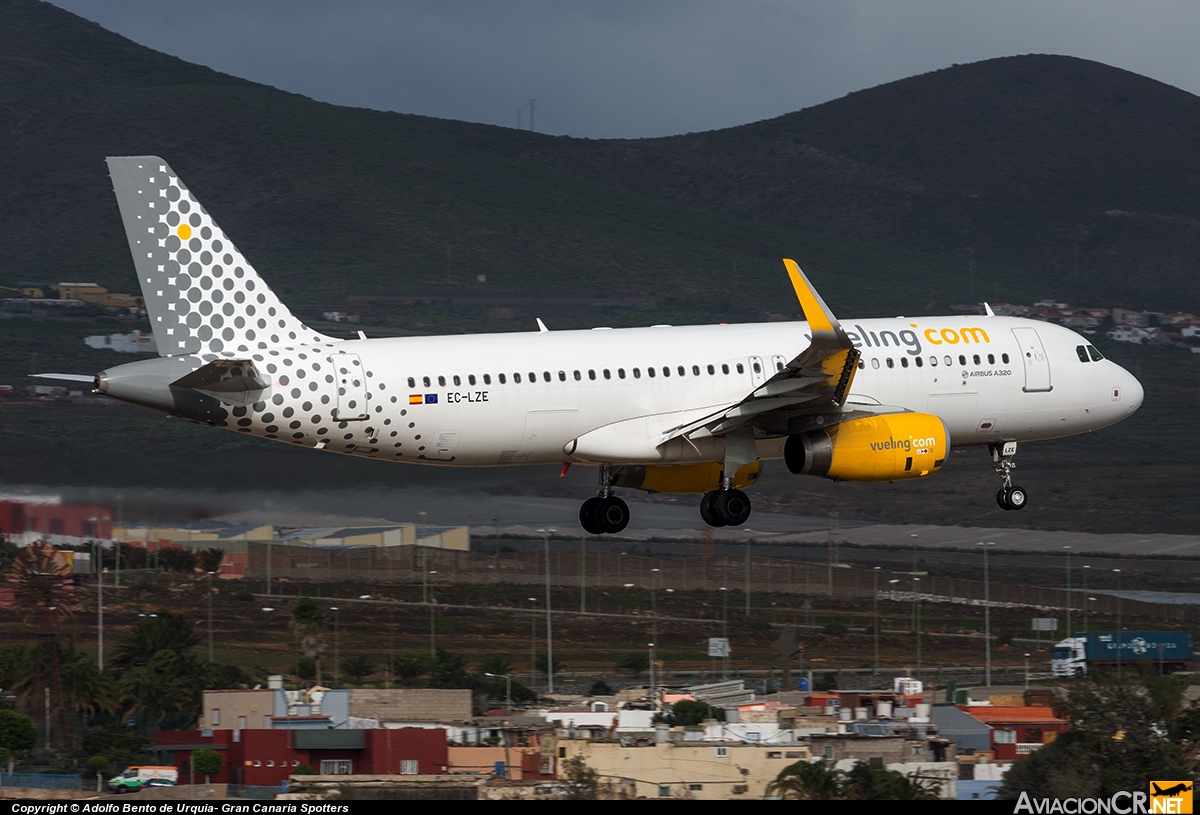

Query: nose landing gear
[579,465,630,534]
[991,441,1028,511]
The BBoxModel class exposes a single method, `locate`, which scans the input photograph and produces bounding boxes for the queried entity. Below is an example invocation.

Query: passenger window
[678,366,686,376]
[929,357,937,367]
[529,372,537,382]
[915,357,923,368]
[1076,345,1089,363]
[589,370,597,380]
[498,373,506,384]
[423,376,431,388]
[900,357,909,368]
[987,354,995,365]
[708,364,716,375]
[776,361,784,371]
[647,368,655,378]
[886,358,894,368]
[513,373,521,383]
[632,368,641,379]
[558,371,566,381]
[543,372,551,382]
[663,367,671,377]
[451,375,459,386]
[483,374,491,385]
[573,370,581,381]
[603,369,611,380]
[871,358,880,370]
[468,374,476,386]
[408,377,416,388]
[618,368,626,379]
[721,364,730,374]
[438,376,446,386]
[692,365,700,376]
[1088,346,1103,362]
[958,355,967,366]
[858,360,865,369]
[972,355,980,365]
[1002,353,1010,364]
[736,363,745,374]
[944,356,953,366]
[752,361,761,374]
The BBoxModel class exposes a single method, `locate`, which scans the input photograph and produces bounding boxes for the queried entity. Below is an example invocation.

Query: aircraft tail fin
[106,156,335,357]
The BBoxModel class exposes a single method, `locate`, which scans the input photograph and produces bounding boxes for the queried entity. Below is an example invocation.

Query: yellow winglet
[783,259,837,334]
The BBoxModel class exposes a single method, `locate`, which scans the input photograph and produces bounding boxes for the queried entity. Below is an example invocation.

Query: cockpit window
[1076,345,1089,363]
[1087,345,1104,362]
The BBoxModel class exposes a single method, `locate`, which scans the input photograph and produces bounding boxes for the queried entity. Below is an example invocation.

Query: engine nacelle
[784,413,948,481]
[612,461,761,494]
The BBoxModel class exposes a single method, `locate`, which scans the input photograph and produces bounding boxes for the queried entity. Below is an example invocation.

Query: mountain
[2,0,1198,332]
[419,55,1200,306]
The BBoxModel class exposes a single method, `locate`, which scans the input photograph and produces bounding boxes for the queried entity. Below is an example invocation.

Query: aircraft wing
[663,259,864,442]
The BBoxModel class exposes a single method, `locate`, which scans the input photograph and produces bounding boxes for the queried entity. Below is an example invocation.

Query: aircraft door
[330,352,369,420]
[748,356,766,386]
[1012,328,1052,392]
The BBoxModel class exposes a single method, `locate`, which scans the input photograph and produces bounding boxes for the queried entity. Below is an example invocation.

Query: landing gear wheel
[996,488,1009,511]
[1005,485,1028,511]
[579,496,603,535]
[700,491,726,528]
[714,489,752,527]
[595,495,630,534]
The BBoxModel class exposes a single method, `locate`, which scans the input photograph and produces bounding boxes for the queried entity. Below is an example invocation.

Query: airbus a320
[61,157,1143,534]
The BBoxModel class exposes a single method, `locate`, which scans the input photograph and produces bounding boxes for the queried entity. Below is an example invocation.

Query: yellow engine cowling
[612,461,761,494]
[784,413,948,481]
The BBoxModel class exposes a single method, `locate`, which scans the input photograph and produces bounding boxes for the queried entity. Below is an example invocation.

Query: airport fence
[241,540,1187,624]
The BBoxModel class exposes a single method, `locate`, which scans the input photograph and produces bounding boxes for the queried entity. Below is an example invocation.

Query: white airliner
[71,157,1144,533]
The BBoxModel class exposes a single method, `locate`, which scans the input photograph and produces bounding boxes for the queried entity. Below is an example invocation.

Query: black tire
[596,495,630,534]
[1006,485,1028,511]
[699,491,725,527]
[714,489,752,527]
[579,497,603,535]
[997,488,1010,511]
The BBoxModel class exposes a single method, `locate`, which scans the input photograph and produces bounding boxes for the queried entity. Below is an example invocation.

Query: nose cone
[1123,368,1144,414]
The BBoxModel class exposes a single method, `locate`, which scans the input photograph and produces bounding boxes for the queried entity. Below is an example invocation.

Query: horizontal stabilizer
[30,373,95,384]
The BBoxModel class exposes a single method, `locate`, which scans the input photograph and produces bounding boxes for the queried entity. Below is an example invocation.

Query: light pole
[485,672,513,710]
[528,597,538,696]
[1063,546,1072,638]
[648,642,656,709]
[1114,569,1123,679]
[978,542,996,686]
[745,538,752,616]
[330,607,340,688]
[873,567,881,674]
[428,570,438,658]
[97,559,105,672]
[1024,653,1031,689]
[1082,566,1090,633]
[537,528,557,694]
[206,571,216,663]
[720,587,729,679]
[580,536,587,613]
[913,577,922,680]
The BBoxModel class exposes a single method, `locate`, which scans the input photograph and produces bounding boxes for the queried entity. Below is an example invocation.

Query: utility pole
[872,567,881,674]
[538,528,557,693]
[1063,546,1072,638]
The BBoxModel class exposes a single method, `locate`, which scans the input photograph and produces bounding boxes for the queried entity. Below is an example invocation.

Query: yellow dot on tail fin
[177,224,192,240]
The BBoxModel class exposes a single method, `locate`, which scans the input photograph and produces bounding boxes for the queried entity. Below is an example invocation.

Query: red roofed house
[956,706,1069,761]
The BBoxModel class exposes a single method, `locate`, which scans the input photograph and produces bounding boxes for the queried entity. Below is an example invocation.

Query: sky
[48,0,1200,139]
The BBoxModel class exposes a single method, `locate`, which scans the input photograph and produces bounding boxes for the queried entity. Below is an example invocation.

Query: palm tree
[766,760,844,800]
[291,598,326,686]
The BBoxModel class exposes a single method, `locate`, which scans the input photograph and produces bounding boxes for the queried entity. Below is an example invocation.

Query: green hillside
[0,0,1171,338]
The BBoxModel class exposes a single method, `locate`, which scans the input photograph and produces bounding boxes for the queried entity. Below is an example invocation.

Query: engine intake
[785,413,948,481]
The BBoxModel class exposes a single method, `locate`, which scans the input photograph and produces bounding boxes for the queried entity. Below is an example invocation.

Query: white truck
[108,765,178,793]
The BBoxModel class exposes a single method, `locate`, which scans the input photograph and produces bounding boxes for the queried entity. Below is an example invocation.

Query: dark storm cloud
[48,0,1200,138]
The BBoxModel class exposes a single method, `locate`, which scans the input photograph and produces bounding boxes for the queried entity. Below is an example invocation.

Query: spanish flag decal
[409,394,423,405]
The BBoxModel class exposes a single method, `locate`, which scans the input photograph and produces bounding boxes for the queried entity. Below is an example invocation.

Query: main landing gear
[699,488,752,528]
[991,441,1028,511]
[579,465,630,535]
